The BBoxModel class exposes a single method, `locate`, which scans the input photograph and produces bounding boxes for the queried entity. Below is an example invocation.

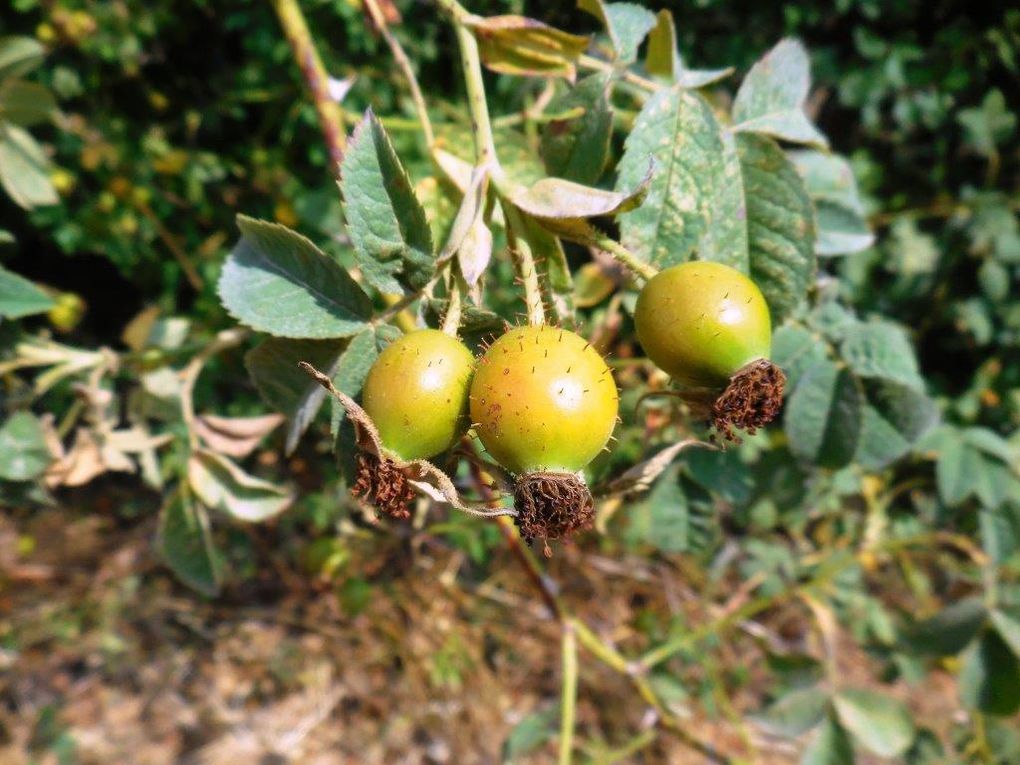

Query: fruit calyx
[711,358,786,443]
[513,471,595,555]
[352,451,416,519]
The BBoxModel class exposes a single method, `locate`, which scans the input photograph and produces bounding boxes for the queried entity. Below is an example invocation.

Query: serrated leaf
[990,610,1020,660]
[0,411,51,481]
[645,10,732,88]
[156,488,222,597]
[540,74,612,185]
[616,87,746,271]
[752,686,829,738]
[784,359,862,468]
[771,325,827,389]
[737,132,815,323]
[579,0,656,64]
[218,216,371,338]
[0,263,55,319]
[701,129,749,269]
[470,15,589,79]
[732,39,828,148]
[0,37,45,80]
[833,689,915,757]
[854,378,939,470]
[788,150,873,256]
[801,715,853,765]
[959,628,1020,716]
[0,81,57,127]
[839,320,923,390]
[188,448,293,522]
[0,124,58,209]
[936,439,1007,508]
[246,337,345,454]
[341,110,434,293]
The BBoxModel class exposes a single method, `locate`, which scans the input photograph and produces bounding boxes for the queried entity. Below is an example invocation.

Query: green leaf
[990,610,1020,660]
[246,337,345,454]
[501,705,557,761]
[732,39,828,148]
[510,175,648,221]
[625,465,688,553]
[958,89,1016,158]
[962,427,1015,462]
[0,37,45,80]
[0,124,58,209]
[340,110,434,293]
[959,628,1020,716]
[0,411,51,481]
[540,74,612,185]
[470,15,589,79]
[788,150,873,256]
[833,688,915,757]
[329,327,382,440]
[578,0,656,64]
[936,437,1012,509]
[645,10,732,88]
[188,449,294,522]
[801,715,854,765]
[737,133,816,324]
[0,81,57,127]
[771,325,827,389]
[218,216,371,338]
[157,489,222,597]
[784,359,862,468]
[751,686,829,738]
[0,263,55,319]
[616,87,746,271]
[840,321,924,391]
[854,378,939,470]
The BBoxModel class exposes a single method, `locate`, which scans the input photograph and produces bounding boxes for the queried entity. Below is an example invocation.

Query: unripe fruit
[634,261,785,441]
[470,326,618,475]
[362,329,475,462]
[634,261,772,387]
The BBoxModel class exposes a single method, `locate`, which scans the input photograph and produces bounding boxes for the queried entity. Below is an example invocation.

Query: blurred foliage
[0,0,1019,762]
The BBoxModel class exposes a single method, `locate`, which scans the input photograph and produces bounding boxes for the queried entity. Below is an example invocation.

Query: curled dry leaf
[596,438,713,498]
[298,361,513,517]
[194,413,286,458]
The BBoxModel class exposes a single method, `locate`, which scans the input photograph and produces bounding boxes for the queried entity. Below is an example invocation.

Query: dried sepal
[298,361,512,518]
[513,471,594,554]
[711,358,786,442]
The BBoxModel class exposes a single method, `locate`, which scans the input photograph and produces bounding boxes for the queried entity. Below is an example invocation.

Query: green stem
[503,202,546,326]
[363,0,435,149]
[445,7,500,179]
[270,0,347,172]
[592,231,659,282]
[441,272,463,335]
[577,53,661,92]
[558,622,578,765]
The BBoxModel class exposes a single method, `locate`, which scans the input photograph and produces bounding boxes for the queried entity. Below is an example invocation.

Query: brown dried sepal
[711,358,786,443]
[514,471,594,554]
[352,451,416,520]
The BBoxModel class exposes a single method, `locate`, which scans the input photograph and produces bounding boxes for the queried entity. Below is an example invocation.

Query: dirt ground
[0,500,964,765]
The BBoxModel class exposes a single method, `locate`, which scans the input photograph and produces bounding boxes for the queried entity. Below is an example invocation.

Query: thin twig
[270,0,347,172]
[558,622,578,765]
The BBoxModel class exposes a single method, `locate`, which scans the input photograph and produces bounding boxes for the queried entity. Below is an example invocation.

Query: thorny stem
[558,622,578,765]
[503,202,546,326]
[362,0,436,149]
[270,0,347,172]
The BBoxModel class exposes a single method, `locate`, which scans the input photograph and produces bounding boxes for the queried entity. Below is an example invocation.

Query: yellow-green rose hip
[470,325,618,544]
[362,329,475,461]
[634,261,785,441]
